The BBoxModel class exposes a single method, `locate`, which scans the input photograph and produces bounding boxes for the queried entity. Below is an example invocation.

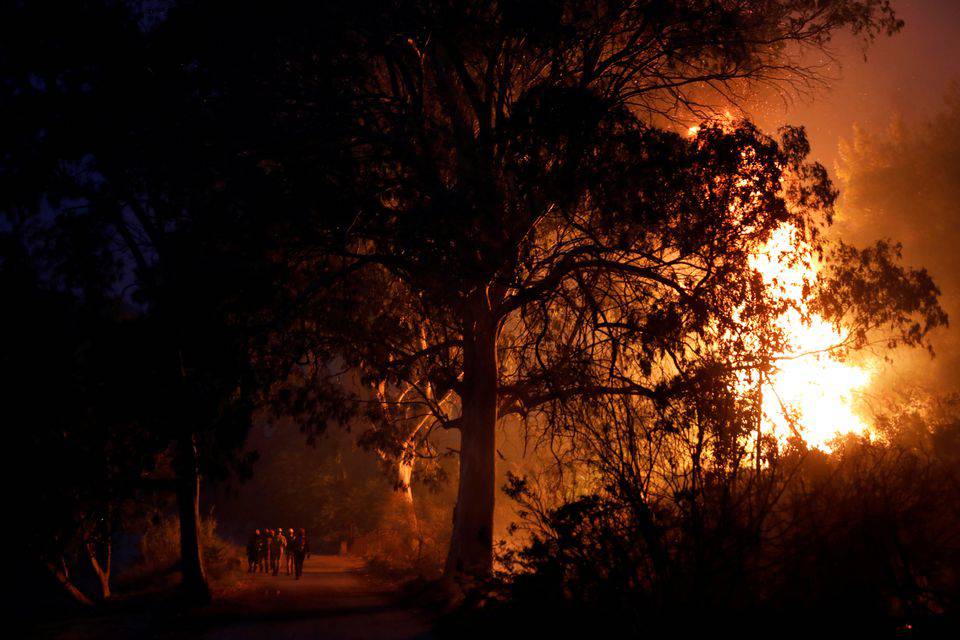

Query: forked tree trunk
[175,433,211,604]
[444,304,498,584]
[86,539,112,600]
[46,559,94,607]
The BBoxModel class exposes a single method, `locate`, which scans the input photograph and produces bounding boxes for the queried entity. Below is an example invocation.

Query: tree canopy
[0,0,945,596]
[199,0,938,583]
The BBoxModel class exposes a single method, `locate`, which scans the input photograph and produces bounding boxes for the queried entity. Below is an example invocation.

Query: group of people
[246,528,310,579]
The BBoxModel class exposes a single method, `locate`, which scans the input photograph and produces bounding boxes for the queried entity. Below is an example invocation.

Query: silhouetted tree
[0,1,276,603]
[1,1,943,600]
[227,0,938,586]
[1,231,169,605]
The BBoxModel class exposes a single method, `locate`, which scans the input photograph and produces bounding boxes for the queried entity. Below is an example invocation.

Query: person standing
[270,528,287,576]
[246,529,260,573]
[285,528,295,575]
[291,529,310,580]
[258,529,272,573]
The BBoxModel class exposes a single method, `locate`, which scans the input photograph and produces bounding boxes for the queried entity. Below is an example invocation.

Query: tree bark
[444,302,498,584]
[46,559,95,607]
[396,455,418,529]
[386,454,423,562]
[86,540,111,600]
[175,433,212,605]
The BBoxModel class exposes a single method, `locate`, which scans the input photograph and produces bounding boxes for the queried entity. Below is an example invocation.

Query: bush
[359,493,452,579]
[443,418,960,638]
[119,512,242,592]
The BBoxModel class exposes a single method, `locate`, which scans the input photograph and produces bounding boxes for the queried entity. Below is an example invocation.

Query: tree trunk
[396,455,419,530]
[175,433,212,605]
[385,454,423,563]
[46,559,95,607]
[444,303,498,584]
[86,540,112,600]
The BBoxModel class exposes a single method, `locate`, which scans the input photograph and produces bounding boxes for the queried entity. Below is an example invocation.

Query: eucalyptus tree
[6,0,933,593]
[239,0,942,586]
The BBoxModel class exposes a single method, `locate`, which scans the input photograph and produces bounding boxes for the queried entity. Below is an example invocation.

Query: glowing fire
[682,119,872,449]
[750,224,873,449]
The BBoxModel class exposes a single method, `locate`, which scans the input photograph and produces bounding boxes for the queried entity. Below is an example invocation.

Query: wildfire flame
[750,224,873,450]
[683,120,872,450]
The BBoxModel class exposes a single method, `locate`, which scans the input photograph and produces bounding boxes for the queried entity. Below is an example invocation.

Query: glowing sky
[754,0,960,169]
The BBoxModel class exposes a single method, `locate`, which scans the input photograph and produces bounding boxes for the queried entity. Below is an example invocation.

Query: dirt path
[36,556,435,639]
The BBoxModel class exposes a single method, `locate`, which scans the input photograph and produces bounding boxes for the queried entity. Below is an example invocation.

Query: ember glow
[751,224,873,449]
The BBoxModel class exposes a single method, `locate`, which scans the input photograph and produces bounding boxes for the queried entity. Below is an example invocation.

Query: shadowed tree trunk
[445,300,498,583]
[86,540,111,600]
[46,559,94,607]
[175,433,211,604]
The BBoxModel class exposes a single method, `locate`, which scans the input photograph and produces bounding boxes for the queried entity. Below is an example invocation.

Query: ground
[34,555,435,639]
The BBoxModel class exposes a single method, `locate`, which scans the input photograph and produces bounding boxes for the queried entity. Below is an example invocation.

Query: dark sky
[756,0,960,169]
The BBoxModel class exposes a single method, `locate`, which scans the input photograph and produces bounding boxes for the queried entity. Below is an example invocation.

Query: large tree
[225,0,941,585]
[2,234,163,606]
[4,0,941,593]
[0,1,276,603]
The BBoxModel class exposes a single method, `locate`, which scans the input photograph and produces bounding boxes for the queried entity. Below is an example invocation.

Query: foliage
[0,0,946,604]
[1,0,283,602]
[835,86,960,388]
[3,232,167,603]
[121,512,243,591]
[469,402,960,636]
[197,0,924,580]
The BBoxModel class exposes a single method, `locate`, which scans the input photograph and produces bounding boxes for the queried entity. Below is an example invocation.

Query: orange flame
[750,224,872,450]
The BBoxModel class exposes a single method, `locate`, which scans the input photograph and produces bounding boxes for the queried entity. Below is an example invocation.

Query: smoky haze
[754,0,960,168]
[834,91,960,399]
[8,2,958,635]
[751,0,960,407]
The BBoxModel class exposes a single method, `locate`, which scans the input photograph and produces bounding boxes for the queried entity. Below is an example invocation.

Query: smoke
[834,86,960,400]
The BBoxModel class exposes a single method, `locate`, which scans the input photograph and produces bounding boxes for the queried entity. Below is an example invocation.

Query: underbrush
[357,496,451,582]
[439,420,960,638]
[117,513,242,593]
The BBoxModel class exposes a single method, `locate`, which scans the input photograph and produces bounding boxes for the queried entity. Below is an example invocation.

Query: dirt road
[36,556,435,639]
